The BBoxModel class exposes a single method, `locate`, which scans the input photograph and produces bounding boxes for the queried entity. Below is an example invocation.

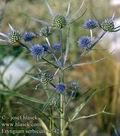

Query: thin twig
[64,26,70,65]
[66,0,72,17]
[72,107,115,122]
[42,57,58,68]
[45,0,54,17]
[70,0,86,20]
[64,56,109,70]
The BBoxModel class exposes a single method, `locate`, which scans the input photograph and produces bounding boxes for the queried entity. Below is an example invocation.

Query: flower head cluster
[9,30,22,44]
[100,18,115,32]
[83,19,98,29]
[40,71,53,86]
[99,17,120,32]
[30,44,44,59]
[78,36,92,49]
[0,24,22,45]
[53,15,67,29]
[0,1,120,101]
[56,83,66,93]
[30,0,86,30]
[23,32,37,42]
[53,43,61,52]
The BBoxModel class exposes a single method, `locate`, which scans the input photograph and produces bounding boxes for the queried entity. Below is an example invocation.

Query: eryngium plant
[0,0,119,136]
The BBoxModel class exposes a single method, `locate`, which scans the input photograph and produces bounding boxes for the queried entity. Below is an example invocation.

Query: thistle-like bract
[100,18,115,32]
[53,15,67,29]
[40,71,53,87]
[9,30,22,44]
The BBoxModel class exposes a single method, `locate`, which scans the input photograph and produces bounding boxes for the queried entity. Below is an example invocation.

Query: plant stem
[59,69,65,136]
[59,29,65,136]
[60,93,65,136]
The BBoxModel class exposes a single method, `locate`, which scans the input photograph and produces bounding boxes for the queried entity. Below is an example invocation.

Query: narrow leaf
[0,90,44,104]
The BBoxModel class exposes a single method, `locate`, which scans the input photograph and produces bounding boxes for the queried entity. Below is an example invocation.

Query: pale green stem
[90,29,93,39]
[59,29,65,136]
[60,93,64,136]
[38,118,52,136]
[59,69,65,136]
[71,110,114,122]
[45,37,58,63]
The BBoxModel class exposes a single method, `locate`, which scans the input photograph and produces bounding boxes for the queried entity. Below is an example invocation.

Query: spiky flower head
[78,36,92,49]
[40,26,52,37]
[9,30,22,44]
[53,43,61,52]
[0,24,24,46]
[83,19,98,29]
[23,32,37,42]
[56,83,66,93]
[30,44,44,59]
[40,71,53,86]
[100,18,115,32]
[53,15,67,29]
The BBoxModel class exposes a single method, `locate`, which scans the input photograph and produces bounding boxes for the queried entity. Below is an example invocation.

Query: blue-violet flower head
[78,36,92,48]
[53,43,61,52]
[30,44,44,58]
[56,83,66,93]
[83,19,98,29]
[23,32,36,42]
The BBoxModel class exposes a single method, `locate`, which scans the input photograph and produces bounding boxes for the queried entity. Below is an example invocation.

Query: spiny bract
[53,15,67,29]
[100,18,115,32]
[9,31,22,44]
[40,71,53,86]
